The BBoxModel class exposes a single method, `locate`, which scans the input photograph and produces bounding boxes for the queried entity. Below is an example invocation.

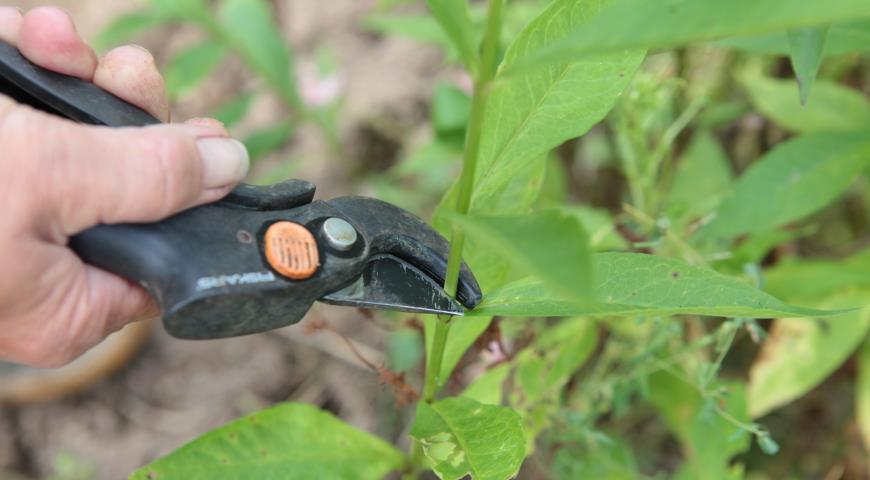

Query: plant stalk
[421,0,504,404]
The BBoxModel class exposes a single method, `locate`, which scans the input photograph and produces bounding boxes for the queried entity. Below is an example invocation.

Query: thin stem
[421,0,504,404]
[409,2,504,477]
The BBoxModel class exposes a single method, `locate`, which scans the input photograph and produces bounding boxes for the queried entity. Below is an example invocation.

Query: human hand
[0,7,249,366]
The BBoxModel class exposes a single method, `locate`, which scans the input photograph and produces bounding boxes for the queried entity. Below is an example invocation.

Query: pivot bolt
[322,217,358,251]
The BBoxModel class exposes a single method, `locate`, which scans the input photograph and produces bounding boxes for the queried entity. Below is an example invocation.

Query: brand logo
[195,271,277,291]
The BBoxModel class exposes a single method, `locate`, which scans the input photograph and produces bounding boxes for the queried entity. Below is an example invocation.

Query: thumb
[7,105,249,235]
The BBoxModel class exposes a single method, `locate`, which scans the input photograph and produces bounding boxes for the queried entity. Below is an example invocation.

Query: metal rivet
[236,230,254,244]
[322,217,357,251]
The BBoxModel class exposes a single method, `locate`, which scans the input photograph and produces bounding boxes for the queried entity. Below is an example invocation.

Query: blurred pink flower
[297,63,343,108]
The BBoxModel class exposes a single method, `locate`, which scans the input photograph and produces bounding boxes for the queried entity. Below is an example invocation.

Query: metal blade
[319,255,464,316]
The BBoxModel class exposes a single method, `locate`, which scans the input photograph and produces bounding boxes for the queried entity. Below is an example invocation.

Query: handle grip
[0,41,335,338]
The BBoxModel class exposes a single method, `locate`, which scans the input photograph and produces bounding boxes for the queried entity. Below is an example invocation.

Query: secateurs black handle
[0,41,482,339]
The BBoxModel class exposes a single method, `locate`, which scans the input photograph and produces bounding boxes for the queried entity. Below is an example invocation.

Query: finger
[0,7,22,46]
[17,6,98,80]
[83,265,158,335]
[94,45,170,122]
[3,106,248,235]
[186,117,230,135]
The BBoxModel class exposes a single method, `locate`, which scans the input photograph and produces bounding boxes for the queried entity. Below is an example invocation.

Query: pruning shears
[0,41,481,339]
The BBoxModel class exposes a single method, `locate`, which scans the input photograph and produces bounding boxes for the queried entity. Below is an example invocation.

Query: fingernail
[197,138,249,188]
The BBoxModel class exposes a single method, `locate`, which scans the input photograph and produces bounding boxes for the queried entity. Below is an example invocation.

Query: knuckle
[140,130,200,215]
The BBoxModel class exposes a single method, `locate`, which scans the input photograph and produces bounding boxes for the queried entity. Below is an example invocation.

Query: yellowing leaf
[748,294,870,418]
[411,397,526,480]
[130,403,406,480]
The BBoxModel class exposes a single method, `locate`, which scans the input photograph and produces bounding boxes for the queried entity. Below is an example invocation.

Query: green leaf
[551,435,639,480]
[94,10,165,52]
[649,373,751,480]
[149,0,211,21]
[244,123,294,162]
[473,252,841,319]
[697,132,870,241]
[218,0,298,104]
[432,83,472,136]
[164,42,227,98]
[364,13,456,54]
[740,75,870,134]
[463,363,511,405]
[130,402,406,480]
[514,319,597,407]
[411,397,526,480]
[425,0,479,74]
[858,339,870,454]
[470,0,644,209]
[562,206,628,251]
[388,328,423,373]
[764,248,870,304]
[787,26,829,105]
[717,19,870,56]
[211,93,254,128]
[666,131,733,224]
[747,293,870,418]
[424,315,492,387]
[450,209,595,301]
[512,0,870,71]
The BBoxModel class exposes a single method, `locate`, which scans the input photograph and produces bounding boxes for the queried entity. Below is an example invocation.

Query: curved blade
[327,196,482,310]
[319,255,463,316]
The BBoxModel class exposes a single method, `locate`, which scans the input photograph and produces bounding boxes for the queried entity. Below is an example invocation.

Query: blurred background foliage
[1,0,870,479]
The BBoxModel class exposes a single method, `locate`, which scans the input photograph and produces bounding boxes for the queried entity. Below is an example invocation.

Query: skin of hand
[0,7,250,367]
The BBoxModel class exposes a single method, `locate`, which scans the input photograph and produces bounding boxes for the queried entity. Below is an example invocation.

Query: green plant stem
[408,2,504,477]
[422,0,504,404]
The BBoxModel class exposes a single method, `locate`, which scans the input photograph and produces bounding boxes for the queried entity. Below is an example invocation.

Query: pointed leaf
[218,0,298,104]
[450,209,595,301]
[764,248,870,304]
[697,132,870,241]
[211,93,254,128]
[94,10,166,52]
[463,363,511,405]
[740,75,870,134]
[425,0,479,73]
[748,293,870,418]
[472,253,842,318]
[787,26,829,104]
[511,0,870,71]
[666,131,733,224]
[164,42,227,98]
[470,0,644,209]
[130,403,406,479]
[718,19,870,56]
[649,373,751,479]
[411,397,525,480]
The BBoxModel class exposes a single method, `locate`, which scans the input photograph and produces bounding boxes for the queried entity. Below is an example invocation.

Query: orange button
[264,221,319,280]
